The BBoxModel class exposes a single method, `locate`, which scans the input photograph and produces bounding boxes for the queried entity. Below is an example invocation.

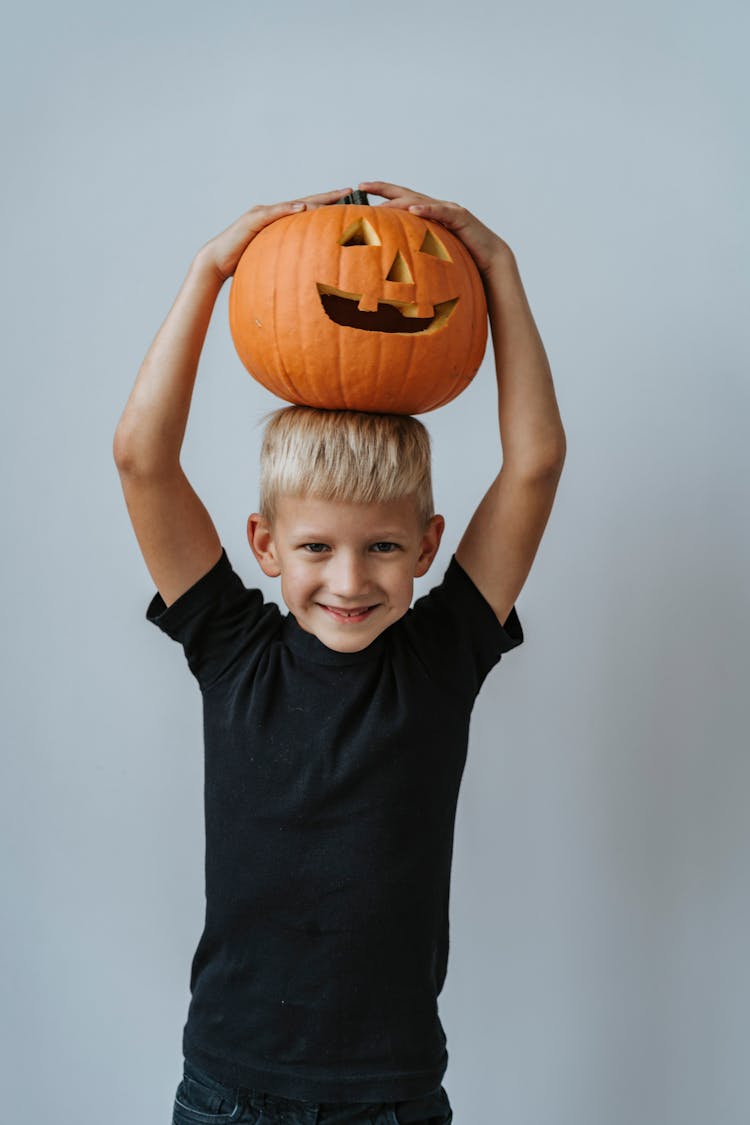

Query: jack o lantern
[228,193,487,414]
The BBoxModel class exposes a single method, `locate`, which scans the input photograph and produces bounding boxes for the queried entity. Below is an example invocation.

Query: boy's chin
[314,618,386,654]
[293,605,403,653]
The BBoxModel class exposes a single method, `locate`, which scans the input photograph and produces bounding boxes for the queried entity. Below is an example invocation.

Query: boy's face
[247,493,445,653]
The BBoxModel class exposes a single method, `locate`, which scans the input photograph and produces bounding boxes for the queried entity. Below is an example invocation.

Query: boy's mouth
[319,603,379,624]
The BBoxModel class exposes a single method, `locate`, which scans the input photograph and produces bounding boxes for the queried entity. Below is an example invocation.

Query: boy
[114,180,566,1124]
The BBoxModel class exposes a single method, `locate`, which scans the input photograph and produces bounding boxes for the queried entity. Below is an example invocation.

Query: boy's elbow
[113,427,179,482]
[112,419,156,477]
[112,423,129,470]
[544,425,567,471]
[113,420,139,474]
[524,435,567,478]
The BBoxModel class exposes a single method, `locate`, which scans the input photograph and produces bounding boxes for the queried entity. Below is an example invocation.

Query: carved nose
[379,249,417,311]
[385,250,414,284]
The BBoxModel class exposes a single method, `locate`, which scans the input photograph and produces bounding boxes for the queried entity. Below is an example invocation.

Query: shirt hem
[183,1032,448,1103]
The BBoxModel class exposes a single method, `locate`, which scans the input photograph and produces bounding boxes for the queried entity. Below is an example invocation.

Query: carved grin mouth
[316,285,458,335]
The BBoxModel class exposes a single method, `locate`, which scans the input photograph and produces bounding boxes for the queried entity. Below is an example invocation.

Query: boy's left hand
[358,180,511,277]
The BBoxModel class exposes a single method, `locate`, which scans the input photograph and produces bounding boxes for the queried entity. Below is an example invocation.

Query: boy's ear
[414,514,445,578]
[247,513,282,578]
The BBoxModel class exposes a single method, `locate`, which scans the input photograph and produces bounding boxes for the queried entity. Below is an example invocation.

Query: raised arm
[113,188,352,607]
[359,181,567,627]
[113,252,225,607]
[454,245,566,625]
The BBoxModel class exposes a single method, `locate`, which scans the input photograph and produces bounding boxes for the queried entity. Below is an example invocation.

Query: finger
[248,200,307,218]
[377,198,459,228]
[358,180,424,201]
[426,201,465,215]
[298,186,354,206]
[407,201,465,226]
[249,189,352,221]
[245,200,308,233]
[245,189,351,232]
[375,198,417,210]
[360,182,445,217]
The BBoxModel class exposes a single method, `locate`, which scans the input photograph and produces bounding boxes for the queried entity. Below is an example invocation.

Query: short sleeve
[145,547,282,692]
[399,554,524,706]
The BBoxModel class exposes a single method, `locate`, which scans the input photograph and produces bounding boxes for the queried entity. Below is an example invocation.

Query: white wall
[2,2,748,1122]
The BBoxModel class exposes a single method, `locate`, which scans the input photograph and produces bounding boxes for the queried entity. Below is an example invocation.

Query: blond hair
[258,406,434,527]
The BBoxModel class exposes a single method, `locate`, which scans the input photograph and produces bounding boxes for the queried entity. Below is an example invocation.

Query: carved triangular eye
[338,218,381,246]
[418,228,451,261]
[386,250,414,283]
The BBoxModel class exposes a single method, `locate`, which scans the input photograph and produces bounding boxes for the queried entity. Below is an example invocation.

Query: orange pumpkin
[228,203,488,413]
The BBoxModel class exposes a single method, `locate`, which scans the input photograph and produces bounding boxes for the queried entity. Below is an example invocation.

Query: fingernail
[409,204,426,211]
[290,202,305,210]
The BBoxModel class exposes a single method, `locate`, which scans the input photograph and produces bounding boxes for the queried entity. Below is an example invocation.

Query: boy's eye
[300,541,400,554]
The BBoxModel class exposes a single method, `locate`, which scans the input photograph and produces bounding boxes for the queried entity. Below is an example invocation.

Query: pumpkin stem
[337,189,369,205]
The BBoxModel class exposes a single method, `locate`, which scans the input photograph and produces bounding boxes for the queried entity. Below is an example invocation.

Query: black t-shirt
[147,549,524,1103]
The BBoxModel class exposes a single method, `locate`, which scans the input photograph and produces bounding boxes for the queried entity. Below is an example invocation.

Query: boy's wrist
[481,241,517,281]
[192,245,229,287]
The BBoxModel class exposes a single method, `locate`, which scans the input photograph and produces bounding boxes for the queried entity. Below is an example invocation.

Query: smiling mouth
[320,604,379,622]
[317,285,458,335]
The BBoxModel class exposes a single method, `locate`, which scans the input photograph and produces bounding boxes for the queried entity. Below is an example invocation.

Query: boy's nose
[329,554,369,599]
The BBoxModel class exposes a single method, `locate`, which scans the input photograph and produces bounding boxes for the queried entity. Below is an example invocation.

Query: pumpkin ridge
[375,295,384,412]
[277,215,306,404]
[466,237,487,377]
[336,209,346,409]
[428,236,487,409]
[267,225,283,398]
[400,210,422,412]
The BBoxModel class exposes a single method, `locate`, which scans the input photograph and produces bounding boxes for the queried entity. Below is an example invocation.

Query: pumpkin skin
[228,204,488,414]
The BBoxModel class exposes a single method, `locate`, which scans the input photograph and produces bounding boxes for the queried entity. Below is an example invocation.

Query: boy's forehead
[275,492,420,530]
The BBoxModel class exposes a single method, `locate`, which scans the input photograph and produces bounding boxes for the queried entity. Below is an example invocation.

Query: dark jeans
[172,1058,453,1125]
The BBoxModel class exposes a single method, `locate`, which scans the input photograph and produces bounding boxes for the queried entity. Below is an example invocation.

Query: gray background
[2,2,748,1122]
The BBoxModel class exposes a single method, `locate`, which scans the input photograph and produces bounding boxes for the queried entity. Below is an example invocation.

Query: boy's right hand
[200,187,354,282]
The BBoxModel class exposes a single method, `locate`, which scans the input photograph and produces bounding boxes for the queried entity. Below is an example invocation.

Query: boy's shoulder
[146,547,284,690]
[403,553,523,654]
